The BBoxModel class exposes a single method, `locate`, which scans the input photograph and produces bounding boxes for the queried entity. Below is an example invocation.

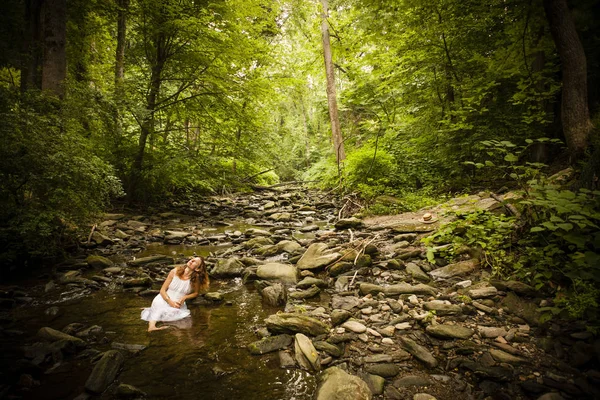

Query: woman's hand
[167,299,180,309]
[175,298,184,308]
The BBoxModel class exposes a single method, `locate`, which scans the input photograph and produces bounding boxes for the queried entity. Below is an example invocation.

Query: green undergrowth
[424,139,600,328]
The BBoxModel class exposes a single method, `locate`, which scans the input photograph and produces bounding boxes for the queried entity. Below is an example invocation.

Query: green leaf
[557,223,573,231]
[530,226,545,233]
[504,154,518,162]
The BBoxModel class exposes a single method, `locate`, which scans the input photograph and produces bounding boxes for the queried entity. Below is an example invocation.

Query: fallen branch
[87,224,97,244]
[251,180,320,190]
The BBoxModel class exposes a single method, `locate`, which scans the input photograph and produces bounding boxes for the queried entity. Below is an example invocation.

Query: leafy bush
[0,89,123,271]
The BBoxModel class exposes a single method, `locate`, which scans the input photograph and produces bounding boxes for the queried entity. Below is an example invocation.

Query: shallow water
[12,278,318,399]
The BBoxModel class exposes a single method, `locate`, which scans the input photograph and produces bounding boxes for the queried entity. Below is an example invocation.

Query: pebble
[382,338,394,345]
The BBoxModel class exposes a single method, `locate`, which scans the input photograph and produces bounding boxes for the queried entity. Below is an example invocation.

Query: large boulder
[211,258,245,278]
[316,367,372,400]
[265,313,331,336]
[256,263,298,284]
[85,350,124,394]
[297,243,340,270]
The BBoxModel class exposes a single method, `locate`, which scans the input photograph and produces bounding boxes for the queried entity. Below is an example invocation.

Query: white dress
[141,274,192,322]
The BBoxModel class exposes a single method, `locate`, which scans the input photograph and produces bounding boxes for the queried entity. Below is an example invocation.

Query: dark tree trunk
[40,0,66,97]
[115,0,128,88]
[21,0,43,92]
[543,0,593,161]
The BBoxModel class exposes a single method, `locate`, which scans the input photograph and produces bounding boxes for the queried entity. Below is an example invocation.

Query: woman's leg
[148,320,168,332]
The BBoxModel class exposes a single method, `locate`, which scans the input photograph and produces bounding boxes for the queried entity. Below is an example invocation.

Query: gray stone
[390,221,438,233]
[248,334,293,355]
[489,349,528,364]
[91,231,114,246]
[244,237,274,249]
[297,277,328,289]
[394,375,433,387]
[468,286,498,299]
[358,372,385,395]
[335,217,364,230]
[423,301,462,315]
[295,333,320,371]
[256,263,298,284]
[478,326,508,338]
[204,292,225,302]
[426,324,474,339]
[261,284,287,307]
[116,383,146,398]
[245,228,272,237]
[86,255,113,269]
[406,263,430,282]
[331,309,352,326]
[316,367,372,400]
[329,262,354,277]
[37,327,85,348]
[359,283,384,296]
[500,292,541,326]
[400,337,438,368]
[413,394,437,400]
[490,279,537,296]
[265,313,331,336]
[364,354,394,363]
[297,243,341,270]
[279,351,296,368]
[314,341,343,357]
[331,295,360,311]
[384,283,437,296]
[289,285,321,300]
[85,350,124,394]
[429,259,478,279]
[212,258,245,278]
[364,363,399,378]
[342,320,367,333]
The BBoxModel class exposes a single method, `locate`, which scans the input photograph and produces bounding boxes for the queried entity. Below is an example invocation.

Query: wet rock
[37,327,86,348]
[394,375,433,387]
[316,367,372,400]
[386,259,404,270]
[359,283,384,296]
[260,284,287,307]
[129,255,173,266]
[423,301,462,315]
[406,263,430,282]
[111,342,146,353]
[426,324,474,339]
[490,279,536,297]
[289,285,321,300]
[468,286,498,299]
[330,309,352,326]
[500,292,541,326]
[245,228,272,237]
[279,351,296,368]
[116,383,147,398]
[364,363,399,378]
[204,292,225,302]
[211,258,245,278]
[248,334,293,355]
[429,259,478,279]
[342,320,367,333]
[335,217,364,230]
[384,283,437,296]
[265,313,331,336]
[123,276,152,288]
[44,306,61,321]
[297,243,340,270]
[91,231,114,246]
[358,372,385,395]
[400,337,438,368]
[256,263,298,284]
[85,350,124,394]
[270,212,293,222]
[489,349,528,364]
[297,277,328,289]
[76,325,103,338]
[478,326,508,338]
[314,341,343,357]
[295,333,320,371]
[396,248,423,260]
[86,255,114,269]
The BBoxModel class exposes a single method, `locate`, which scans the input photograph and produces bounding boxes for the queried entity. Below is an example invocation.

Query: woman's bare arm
[160,268,179,308]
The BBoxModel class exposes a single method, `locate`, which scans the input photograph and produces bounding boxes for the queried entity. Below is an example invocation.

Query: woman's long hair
[176,256,209,291]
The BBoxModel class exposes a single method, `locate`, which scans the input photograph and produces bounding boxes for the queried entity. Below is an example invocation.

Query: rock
[37,327,86,348]
[316,367,372,400]
[489,349,528,364]
[455,280,472,288]
[500,292,541,326]
[295,333,320,371]
[163,230,191,241]
[394,375,433,387]
[211,258,245,278]
[364,354,394,363]
[116,383,146,398]
[123,276,152,288]
[248,334,293,355]
[400,337,438,368]
[390,221,437,233]
[406,263,430,282]
[111,343,146,352]
[536,394,565,400]
[103,267,122,274]
[490,279,536,297]
[114,229,130,240]
[244,237,274,249]
[329,262,354,277]
[359,283,384,296]
[364,363,399,378]
[289,285,321,300]
[460,360,512,381]
[86,255,113,269]
[426,324,474,339]
[297,243,341,270]
[478,326,508,338]
[297,277,328,289]
[342,320,367,333]
[129,255,173,266]
[468,286,498,299]
[84,350,124,394]
[358,372,385,395]
[279,351,296,368]
[330,309,352,326]
[245,228,272,237]
[270,212,293,222]
[256,263,298,284]
[396,249,423,260]
[91,231,114,246]
[261,284,287,307]
[429,259,478,279]
[204,292,225,302]
[314,341,343,357]
[384,283,437,296]
[413,394,437,400]
[331,295,361,311]
[423,301,462,315]
[265,313,331,336]
[335,218,364,230]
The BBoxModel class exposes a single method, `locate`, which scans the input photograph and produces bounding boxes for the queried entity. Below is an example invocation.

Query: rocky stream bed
[0,187,599,400]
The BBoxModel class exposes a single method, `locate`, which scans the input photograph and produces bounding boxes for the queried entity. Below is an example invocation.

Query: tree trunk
[320,0,345,165]
[543,0,593,161]
[115,0,128,88]
[40,0,66,97]
[21,0,43,92]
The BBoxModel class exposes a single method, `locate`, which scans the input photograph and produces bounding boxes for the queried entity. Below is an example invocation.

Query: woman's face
[187,257,202,272]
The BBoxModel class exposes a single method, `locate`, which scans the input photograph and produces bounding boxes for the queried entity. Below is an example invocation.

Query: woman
[141,256,209,332]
